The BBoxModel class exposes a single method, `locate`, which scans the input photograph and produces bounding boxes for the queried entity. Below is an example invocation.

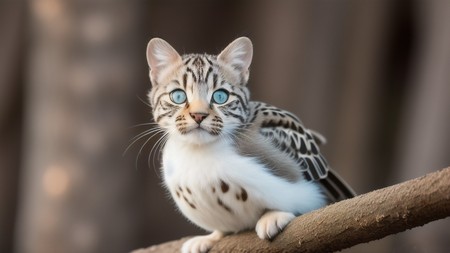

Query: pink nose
[190,112,209,124]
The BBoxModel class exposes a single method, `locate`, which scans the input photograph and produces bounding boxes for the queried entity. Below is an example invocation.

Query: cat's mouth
[180,123,220,137]
[192,125,205,131]
[192,124,212,134]
[178,123,206,134]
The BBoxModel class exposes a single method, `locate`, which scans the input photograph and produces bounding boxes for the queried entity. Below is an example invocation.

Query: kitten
[146,37,355,253]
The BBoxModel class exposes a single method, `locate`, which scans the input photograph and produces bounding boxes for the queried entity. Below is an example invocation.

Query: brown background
[1,1,449,253]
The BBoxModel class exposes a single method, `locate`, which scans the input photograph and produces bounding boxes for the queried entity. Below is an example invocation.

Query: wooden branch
[132,167,450,253]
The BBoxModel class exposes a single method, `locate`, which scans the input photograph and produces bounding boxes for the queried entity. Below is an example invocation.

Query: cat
[145,37,355,253]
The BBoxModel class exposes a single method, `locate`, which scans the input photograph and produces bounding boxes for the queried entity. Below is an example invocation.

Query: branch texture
[133,167,450,253]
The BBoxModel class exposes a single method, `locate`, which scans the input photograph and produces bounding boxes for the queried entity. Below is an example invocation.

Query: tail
[319,169,356,203]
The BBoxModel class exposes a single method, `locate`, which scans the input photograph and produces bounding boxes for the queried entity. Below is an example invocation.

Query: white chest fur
[162,137,326,233]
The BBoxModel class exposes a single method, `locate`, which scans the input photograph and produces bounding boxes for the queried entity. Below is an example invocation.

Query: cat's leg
[181,230,224,253]
[255,210,295,240]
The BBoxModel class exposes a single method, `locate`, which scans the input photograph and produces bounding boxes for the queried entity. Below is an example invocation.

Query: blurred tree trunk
[329,0,393,193]
[15,1,147,252]
[393,0,450,251]
[0,1,26,253]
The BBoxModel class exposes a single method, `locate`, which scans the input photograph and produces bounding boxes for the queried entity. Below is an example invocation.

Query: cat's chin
[176,128,219,145]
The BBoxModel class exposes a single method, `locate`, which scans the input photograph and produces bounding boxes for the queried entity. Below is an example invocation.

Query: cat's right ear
[146,38,182,85]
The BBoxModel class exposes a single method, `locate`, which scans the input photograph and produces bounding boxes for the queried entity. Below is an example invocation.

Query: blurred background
[1,0,449,252]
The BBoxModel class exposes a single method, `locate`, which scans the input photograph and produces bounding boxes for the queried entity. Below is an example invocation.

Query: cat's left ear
[218,37,253,72]
[146,38,182,85]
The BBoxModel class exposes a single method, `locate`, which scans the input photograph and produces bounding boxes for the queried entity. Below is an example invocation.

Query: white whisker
[128,122,159,129]
[137,95,152,108]
[148,132,169,175]
[134,129,165,170]
[130,128,153,141]
[123,128,164,156]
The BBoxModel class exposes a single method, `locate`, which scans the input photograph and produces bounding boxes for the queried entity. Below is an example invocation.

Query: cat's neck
[167,133,233,152]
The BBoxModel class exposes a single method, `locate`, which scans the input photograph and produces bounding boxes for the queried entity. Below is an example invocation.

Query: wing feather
[249,101,355,202]
[251,102,327,180]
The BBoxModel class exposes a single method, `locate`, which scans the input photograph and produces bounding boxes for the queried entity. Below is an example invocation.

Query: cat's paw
[181,231,224,253]
[255,211,295,240]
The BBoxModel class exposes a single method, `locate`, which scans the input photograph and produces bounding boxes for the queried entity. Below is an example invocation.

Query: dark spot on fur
[241,188,248,201]
[220,180,229,193]
[217,197,232,213]
[236,194,240,200]
[176,191,180,198]
[212,187,216,193]
[186,187,192,194]
[180,193,196,209]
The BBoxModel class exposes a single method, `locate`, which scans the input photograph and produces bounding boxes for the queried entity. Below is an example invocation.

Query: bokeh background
[1,0,449,253]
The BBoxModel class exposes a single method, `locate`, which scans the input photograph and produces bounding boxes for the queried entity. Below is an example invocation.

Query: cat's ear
[146,38,182,85]
[218,37,253,71]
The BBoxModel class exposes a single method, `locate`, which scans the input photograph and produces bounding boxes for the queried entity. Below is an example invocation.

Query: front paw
[255,211,295,240]
[181,231,224,253]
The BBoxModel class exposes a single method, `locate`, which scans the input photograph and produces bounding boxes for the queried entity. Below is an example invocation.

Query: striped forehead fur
[149,53,250,106]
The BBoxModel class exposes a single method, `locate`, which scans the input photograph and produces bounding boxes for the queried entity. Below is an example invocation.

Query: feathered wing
[248,101,356,203]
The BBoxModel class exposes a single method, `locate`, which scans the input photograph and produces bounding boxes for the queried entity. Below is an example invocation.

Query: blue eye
[169,89,187,104]
[212,89,229,104]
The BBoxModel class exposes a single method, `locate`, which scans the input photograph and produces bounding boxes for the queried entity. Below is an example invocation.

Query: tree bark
[132,166,450,253]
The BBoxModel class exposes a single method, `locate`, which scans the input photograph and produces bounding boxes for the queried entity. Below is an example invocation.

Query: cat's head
[146,37,253,145]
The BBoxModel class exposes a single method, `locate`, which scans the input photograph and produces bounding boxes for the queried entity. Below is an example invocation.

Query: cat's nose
[190,112,209,124]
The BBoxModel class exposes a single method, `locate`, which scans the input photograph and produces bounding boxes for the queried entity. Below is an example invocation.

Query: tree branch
[132,167,450,253]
